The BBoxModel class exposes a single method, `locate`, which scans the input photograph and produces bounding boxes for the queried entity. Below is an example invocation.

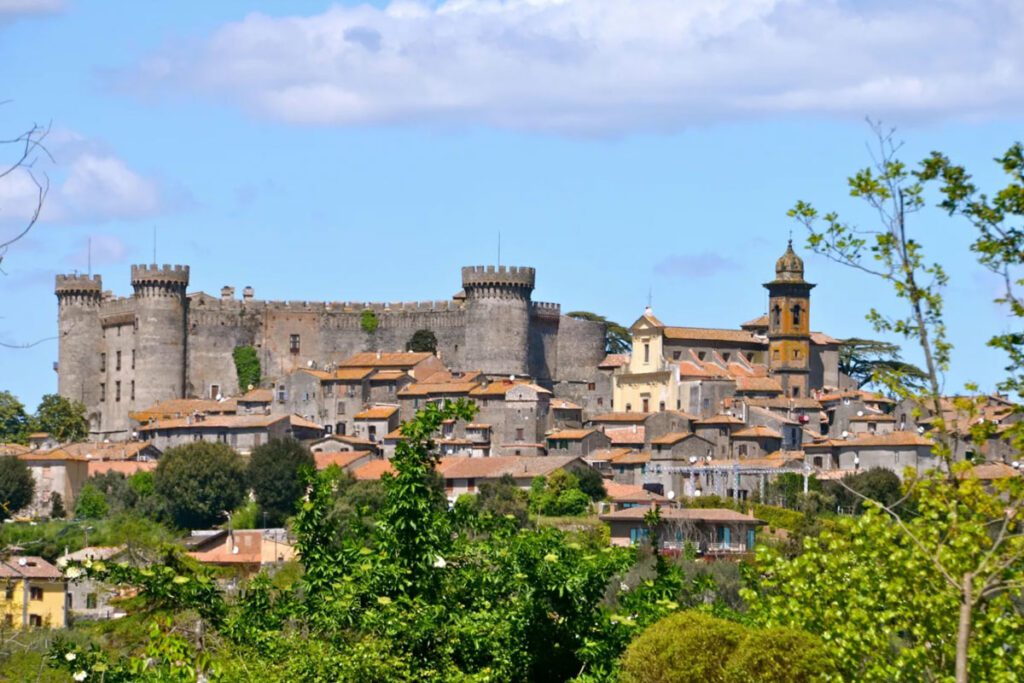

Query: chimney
[221,286,235,301]
[242,286,254,300]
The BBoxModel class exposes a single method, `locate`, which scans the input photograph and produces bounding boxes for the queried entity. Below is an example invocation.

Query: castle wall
[131,265,189,423]
[555,315,607,382]
[97,302,138,437]
[528,304,560,382]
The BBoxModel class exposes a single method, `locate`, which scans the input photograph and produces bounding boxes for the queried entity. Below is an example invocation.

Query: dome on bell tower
[774,240,805,282]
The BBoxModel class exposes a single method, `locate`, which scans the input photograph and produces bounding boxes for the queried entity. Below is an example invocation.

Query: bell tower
[764,241,814,398]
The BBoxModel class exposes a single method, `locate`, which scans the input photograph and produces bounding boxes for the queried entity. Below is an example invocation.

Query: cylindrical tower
[461,265,535,376]
[55,274,103,429]
[132,264,189,410]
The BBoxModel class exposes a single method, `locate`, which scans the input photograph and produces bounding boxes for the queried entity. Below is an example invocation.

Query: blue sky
[1,0,1022,409]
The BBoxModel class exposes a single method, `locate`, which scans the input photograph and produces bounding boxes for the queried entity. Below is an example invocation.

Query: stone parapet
[55,274,102,299]
[461,265,536,290]
[131,264,190,288]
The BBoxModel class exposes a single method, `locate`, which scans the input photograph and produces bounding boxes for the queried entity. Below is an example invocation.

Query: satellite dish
[918,426,925,434]
[247,384,254,391]
[857,410,864,417]
[667,491,676,500]
[694,489,703,497]
[307,360,314,368]
[688,456,697,464]
[841,430,849,438]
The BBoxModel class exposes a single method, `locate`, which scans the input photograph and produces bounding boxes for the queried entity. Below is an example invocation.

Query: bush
[155,442,246,529]
[360,309,379,334]
[725,626,835,683]
[0,456,34,519]
[824,467,904,513]
[576,466,607,501]
[74,484,109,519]
[33,393,88,442]
[248,438,315,526]
[529,471,594,516]
[620,610,746,683]
[232,345,261,392]
[477,473,529,526]
[49,493,65,519]
[406,328,437,353]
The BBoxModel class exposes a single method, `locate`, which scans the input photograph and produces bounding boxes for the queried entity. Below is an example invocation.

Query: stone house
[693,414,745,459]
[280,367,373,437]
[17,450,90,518]
[185,529,295,574]
[550,398,584,429]
[236,388,273,415]
[436,455,593,500]
[546,429,612,457]
[730,425,783,458]
[832,432,939,478]
[137,413,322,454]
[0,556,66,629]
[606,451,651,485]
[602,481,670,511]
[352,405,400,443]
[601,506,765,555]
[649,432,715,462]
[847,413,897,436]
[59,546,128,621]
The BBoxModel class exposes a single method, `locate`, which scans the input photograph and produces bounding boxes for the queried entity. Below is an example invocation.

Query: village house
[16,449,89,518]
[546,428,612,457]
[58,546,128,621]
[600,506,765,556]
[352,405,400,442]
[184,529,295,574]
[137,413,323,453]
[0,556,66,629]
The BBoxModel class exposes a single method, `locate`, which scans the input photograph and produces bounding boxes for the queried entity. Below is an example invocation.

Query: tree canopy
[406,328,438,353]
[154,442,246,529]
[0,390,30,444]
[247,437,315,527]
[838,338,928,391]
[33,393,88,442]
[0,456,33,520]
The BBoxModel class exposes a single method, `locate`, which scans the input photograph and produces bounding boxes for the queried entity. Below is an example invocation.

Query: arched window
[772,305,781,327]
[792,304,802,326]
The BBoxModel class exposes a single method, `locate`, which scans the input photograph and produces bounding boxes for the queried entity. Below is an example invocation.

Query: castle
[56,264,607,439]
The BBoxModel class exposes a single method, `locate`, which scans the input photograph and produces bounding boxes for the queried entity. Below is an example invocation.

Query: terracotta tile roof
[734,377,783,394]
[302,367,375,382]
[1,556,62,580]
[54,441,157,461]
[338,352,433,369]
[335,435,379,449]
[354,406,399,420]
[810,331,842,345]
[745,397,823,411]
[370,370,407,382]
[290,415,325,431]
[959,462,1022,480]
[439,455,584,480]
[138,414,289,431]
[839,431,934,448]
[650,432,692,446]
[635,309,666,328]
[605,427,646,445]
[740,314,769,329]
[88,460,158,477]
[604,481,668,503]
[598,354,630,369]
[238,388,273,403]
[352,459,396,480]
[399,381,480,397]
[466,423,492,430]
[468,380,518,398]
[585,448,634,462]
[551,398,582,410]
[547,429,598,441]
[589,412,652,423]
[610,450,650,464]
[28,432,50,439]
[694,414,745,426]
[0,443,30,456]
[130,398,237,422]
[314,450,374,470]
[60,546,125,563]
[19,449,88,462]
[187,530,293,566]
[816,389,894,405]
[732,425,783,439]
[663,327,760,343]
[600,506,764,524]
[383,428,406,440]
[677,361,714,378]
[849,413,896,422]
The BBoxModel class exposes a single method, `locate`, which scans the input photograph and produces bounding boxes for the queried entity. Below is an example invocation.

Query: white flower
[432,556,447,569]
[65,567,83,580]
[56,558,68,569]
[64,652,76,662]
[73,672,87,682]
[620,582,629,591]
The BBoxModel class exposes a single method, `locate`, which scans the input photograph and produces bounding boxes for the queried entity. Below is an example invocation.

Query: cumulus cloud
[127,0,1024,134]
[654,252,740,278]
[0,128,174,231]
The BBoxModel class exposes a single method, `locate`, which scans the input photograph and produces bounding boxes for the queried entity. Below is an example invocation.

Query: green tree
[232,345,261,392]
[476,473,529,526]
[619,610,746,683]
[823,467,903,514]
[154,442,246,529]
[771,124,1024,682]
[405,328,438,353]
[0,456,33,519]
[247,437,315,527]
[85,471,138,513]
[74,483,109,519]
[566,311,631,354]
[49,492,65,519]
[360,309,379,334]
[838,338,928,391]
[0,390,30,444]
[32,393,88,442]
[575,466,607,501]
[529,470,593,516]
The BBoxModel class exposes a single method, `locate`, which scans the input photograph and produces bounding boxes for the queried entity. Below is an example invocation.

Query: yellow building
[0,556,67,629]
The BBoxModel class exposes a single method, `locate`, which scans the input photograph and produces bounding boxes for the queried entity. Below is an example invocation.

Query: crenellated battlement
[131,264,190,288]
[55,274,102,300]
[530,301,562,319]
[461,265,535,289]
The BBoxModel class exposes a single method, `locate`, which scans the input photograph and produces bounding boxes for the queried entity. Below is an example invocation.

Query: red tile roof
[600,506,764,524]
[354,406,399,420]
[338,352,433,368]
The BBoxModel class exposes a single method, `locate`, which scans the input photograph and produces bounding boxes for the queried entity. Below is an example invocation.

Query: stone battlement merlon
[130,264,191,287]
[55,274,102,296]
[461,264,536,290]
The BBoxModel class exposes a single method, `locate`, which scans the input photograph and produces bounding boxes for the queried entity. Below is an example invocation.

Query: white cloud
[0,128,173,232]
[131,0,1024,134]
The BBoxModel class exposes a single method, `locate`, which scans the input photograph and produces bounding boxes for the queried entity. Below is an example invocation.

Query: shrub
[725,626,835,683]
[620,610,746,683]
[247,438,315,526]
[0,456,34,519]
[49,493,65,519]
[74,484,109,519]
[360,309,379,334]
[406,328,437,353]
[232,345,261,392]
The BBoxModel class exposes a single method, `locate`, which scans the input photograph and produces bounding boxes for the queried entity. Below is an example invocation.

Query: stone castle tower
[461,265,535,377]
[765,241,814,398]
[55,263,606,440]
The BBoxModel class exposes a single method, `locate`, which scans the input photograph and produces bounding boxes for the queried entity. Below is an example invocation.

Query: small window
[659,401,665,412]
[697,351,706,361]
[702,398,710,411]
[210,384,220,400]
[672,351,681,360]
[131,349,136,369]
[643,343,650,363]
[324,383,334,397]
[515,427,524,440]
[100,352,106,372]
[29,614,42,627]
[792,349,801,360]
[625,403,632,412]
[30,586,43,601]
[4,585,13,600]
[738,444,748,457]
[813,456,823,468]
[337,402,346,414]
[116,350,121,371]
[115,380,121,402]
[642,398,650,412]
[745,352,754,362]
[130,381,135,401]
[3,614,11,626]
[722,352,731,362]
[289,334,300,354]
[100,382,106,402]
[587,382,596,391]
[86,593,98,609]
[597,397,604,407]
[772,305,781,327]
[773,349,780,360]
[792,304,802,326]
[792,386,800,397]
